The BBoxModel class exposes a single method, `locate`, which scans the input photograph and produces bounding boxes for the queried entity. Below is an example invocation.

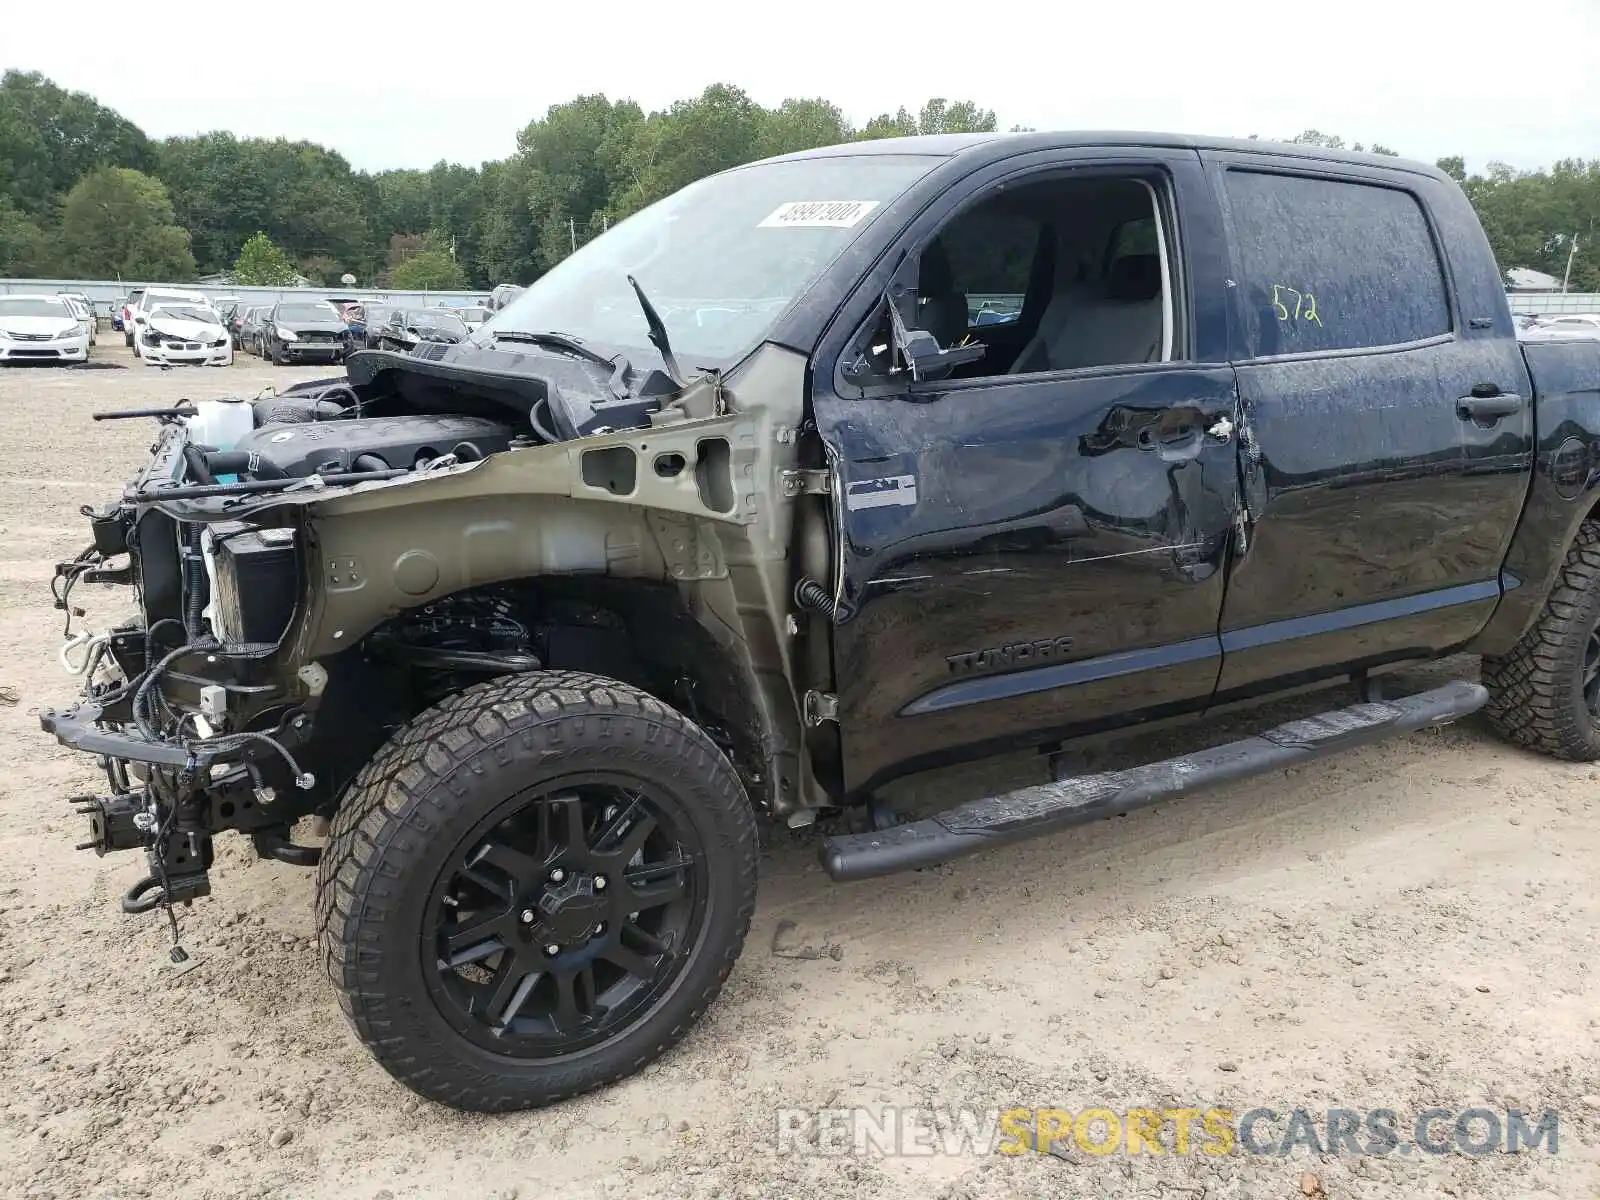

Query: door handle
[1456,392,1523,422]
[1135,412,1233,454]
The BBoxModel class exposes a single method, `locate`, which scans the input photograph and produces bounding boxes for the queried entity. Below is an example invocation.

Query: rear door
[813,149,1241,794]
[1205,155,1535,698]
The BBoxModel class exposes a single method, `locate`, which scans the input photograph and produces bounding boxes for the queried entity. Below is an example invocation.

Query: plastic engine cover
[231,414,514,478]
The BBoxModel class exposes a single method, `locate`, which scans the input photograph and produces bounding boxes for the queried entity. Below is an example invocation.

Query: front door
[813,153,1241,794]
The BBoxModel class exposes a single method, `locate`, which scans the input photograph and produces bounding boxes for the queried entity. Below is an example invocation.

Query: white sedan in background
[136,302,234,366]
[447,305,493,332]
[62,295,97,346]
[0,294,91,364]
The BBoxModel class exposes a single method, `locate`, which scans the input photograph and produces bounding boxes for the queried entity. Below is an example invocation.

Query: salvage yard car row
[1,290,496,367]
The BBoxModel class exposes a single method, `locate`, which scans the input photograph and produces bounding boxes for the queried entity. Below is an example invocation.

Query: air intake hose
[203,451,287,480]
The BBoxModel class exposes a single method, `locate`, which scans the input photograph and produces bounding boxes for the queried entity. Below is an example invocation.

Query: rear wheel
[1484,519,1600,760]
[315,671,757,1112]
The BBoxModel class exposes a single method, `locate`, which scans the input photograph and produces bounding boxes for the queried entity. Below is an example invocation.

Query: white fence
[3,276,1595,322]
[1507,292,1600,316]
[0,278,489,318]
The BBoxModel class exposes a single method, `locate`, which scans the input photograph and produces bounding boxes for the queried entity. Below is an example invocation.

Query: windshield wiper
[625,275,683,385]
[483,329,619,370]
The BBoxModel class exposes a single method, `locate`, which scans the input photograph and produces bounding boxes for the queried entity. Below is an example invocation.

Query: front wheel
[315,671,758,1112]
[1484,519,1600,759]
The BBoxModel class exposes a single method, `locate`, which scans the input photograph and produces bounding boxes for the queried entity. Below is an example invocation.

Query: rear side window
[1224,171,1451,357]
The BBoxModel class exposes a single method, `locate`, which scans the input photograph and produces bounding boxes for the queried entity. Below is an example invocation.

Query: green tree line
[1,69,1596,292]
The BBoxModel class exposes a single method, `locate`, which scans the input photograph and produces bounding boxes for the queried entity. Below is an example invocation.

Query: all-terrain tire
[1483,519,1600,760]
[314,670,758,1112]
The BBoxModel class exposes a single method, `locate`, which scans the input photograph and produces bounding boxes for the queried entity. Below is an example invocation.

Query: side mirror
[886,294,985,383]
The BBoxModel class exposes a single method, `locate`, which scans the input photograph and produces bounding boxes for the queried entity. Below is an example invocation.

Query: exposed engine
[177,390,516,489]
[223,409,514,479]
[39,341,734,943]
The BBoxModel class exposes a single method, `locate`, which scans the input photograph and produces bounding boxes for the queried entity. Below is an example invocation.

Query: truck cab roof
[762,130,1450,183]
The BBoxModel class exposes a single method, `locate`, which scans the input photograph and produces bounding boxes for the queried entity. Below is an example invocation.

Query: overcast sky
[8,0,1598,175]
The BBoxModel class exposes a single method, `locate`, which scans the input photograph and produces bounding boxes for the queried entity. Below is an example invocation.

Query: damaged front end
[44,337,816,931]
[45,389,386,921]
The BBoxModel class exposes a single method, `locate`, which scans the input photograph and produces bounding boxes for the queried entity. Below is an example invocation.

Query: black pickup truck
[42,132,1600,1113]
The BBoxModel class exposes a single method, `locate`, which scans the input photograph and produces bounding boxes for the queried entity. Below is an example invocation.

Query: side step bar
[820,680,1486,882]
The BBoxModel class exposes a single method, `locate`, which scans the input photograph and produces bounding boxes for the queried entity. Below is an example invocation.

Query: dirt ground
[0,340,1596,1200]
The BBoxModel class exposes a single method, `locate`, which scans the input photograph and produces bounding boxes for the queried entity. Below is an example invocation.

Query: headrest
[1106,254,1161,302]
[920,239,957,294]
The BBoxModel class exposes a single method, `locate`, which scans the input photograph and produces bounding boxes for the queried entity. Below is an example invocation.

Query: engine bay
[226,411,515,479]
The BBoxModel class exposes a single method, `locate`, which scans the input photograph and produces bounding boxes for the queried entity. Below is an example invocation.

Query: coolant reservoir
[186,397,255,451]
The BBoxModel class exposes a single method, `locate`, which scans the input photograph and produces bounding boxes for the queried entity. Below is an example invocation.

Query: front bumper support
[40,701,220,769]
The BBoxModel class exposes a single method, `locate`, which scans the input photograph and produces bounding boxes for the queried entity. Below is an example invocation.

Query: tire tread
[1483,520,1600,761]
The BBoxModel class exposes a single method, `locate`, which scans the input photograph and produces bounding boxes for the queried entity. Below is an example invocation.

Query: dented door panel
[823,364,1241,793]
[1204,155,1537,698]
[1218,339,1532,697]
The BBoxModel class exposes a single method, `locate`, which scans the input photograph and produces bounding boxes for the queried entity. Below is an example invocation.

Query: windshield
[0,297,72,319]
[277,304,339,322]
[483,153,941,365]
[151,306,218,324]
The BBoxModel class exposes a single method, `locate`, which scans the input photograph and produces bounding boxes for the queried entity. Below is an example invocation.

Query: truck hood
[343,341,690,440]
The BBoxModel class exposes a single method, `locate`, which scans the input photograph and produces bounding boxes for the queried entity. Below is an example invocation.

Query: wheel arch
[340,573,794,813]
[1470,479,1600,659]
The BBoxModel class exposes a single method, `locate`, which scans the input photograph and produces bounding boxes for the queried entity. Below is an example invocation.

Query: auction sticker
[759,201,880,229]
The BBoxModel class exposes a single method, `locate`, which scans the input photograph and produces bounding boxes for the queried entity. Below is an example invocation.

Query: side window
[935,208,1041,330]
[912,175,1174,379]
[1224,171,1451,357]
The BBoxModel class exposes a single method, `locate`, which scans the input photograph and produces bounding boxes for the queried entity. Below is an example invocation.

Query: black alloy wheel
[1585,619,1600,724]
[316,671,758,1111]
[427,779,704,1056]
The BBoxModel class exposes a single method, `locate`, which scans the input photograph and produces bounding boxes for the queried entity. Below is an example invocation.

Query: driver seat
[1010,251,1165,374]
